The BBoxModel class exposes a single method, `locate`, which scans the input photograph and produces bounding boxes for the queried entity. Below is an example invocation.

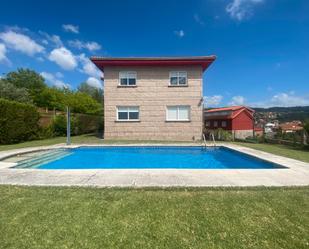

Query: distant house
[204,106,254,139]
[279,121,303,133]
[264,122,276,133]
[91,56,216,141]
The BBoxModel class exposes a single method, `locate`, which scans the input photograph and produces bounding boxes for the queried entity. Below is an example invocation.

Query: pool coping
[0,143,308,187]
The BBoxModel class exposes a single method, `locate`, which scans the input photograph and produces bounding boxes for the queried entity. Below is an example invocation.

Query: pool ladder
[202,133,216,148]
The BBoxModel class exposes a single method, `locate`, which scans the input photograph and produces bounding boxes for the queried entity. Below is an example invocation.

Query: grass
[0,186,308,249]
[234,142,309,163]
[0,134,194,151]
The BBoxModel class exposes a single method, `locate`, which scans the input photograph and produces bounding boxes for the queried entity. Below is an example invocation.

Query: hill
[252,106,309,122]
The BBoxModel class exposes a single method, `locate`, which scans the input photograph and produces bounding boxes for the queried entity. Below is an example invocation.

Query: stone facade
[104,66,203,141]
[233,130,254,139]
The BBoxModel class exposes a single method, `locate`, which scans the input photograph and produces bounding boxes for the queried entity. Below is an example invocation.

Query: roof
[205,106,254,113]
[90,56,216,72]
[204,105,254,120]
[280,122,303,131]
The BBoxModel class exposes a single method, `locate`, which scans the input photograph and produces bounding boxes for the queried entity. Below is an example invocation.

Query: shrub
[0,98,40,144]
[215,128,233,141]
[37,125,55,139]
[51,115,78,136]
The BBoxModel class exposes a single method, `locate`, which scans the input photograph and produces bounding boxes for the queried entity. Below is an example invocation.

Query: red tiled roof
[205,106,254,113]
[280,123,303,131]
[204,106,254,120]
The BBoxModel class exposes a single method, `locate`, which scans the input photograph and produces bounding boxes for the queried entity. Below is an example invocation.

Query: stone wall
[104,66,203,141]
[233,130,254,139]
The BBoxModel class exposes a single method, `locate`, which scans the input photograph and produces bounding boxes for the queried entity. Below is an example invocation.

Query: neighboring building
[279,121,303,133]
[91,56,216,141]
[264,122,276,133]
[204,106,254,139]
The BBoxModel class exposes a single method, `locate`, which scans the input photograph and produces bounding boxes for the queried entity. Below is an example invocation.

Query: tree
[0,80,32,103]
[304,119,309,134]
[3,68,46,90]
[66,92,102,115]
[77,82,103,103]
[35,87,66,110]
[2,68,46,105]
[302,119,309,146]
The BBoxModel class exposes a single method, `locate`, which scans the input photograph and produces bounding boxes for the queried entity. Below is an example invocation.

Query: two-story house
[91,56,216,141]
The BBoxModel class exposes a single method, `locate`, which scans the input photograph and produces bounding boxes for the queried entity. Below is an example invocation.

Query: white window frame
[221,121,227,127]
[116,106,139,121]
[205,121,210,127]
[169,71,188,86]
[119,71,137,86]
[166,105,190,121]
[214,121,218,127]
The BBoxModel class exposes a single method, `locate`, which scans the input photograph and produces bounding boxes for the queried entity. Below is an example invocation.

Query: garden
[0,68,103,145]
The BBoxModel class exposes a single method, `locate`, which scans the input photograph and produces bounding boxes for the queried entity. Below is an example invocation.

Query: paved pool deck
[0,143,308,187]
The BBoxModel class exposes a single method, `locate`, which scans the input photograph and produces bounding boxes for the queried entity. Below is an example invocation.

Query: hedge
[51,114,103,136]
[0,98,40,144]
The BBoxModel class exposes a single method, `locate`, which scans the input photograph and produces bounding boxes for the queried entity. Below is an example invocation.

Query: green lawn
[234,142,309,163]
[0,186,308,249]
[0,134,193,151]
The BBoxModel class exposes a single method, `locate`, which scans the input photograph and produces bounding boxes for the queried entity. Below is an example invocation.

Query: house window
[206,121,210,127]
[169,71,187,86]
[214,121,218,127]
[221,121,227,127]
[119,71,137,86]
[117,106,139,121]
[166,106,190,121]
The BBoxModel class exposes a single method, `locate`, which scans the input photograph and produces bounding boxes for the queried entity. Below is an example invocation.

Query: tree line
[0,68,103,115]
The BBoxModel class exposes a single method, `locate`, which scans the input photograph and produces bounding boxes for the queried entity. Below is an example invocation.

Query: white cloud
[86,77,103,89]
[194,14,205,25]
[226,0,263,21]
[78,53,103,78]
[229,95,246,105]
[68,39,101,52]
[174,30,185,38]
[40,71,70,89]
[204,95,223,107]
[0,43,10,64]
[62,24,79,34]
[48,47,77,70]
[269,92,309,107]
[0,30,44,56]
[39,31,63,47]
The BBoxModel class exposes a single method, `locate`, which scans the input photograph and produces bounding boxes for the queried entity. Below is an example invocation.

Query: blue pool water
[36,146,284,169]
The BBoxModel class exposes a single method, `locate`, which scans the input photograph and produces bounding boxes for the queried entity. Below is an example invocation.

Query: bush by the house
[0,98,40,144]
[50,114,102,136]
[51,115,79,136]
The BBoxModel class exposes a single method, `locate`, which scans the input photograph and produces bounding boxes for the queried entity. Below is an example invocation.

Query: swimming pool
[14,146,285,169]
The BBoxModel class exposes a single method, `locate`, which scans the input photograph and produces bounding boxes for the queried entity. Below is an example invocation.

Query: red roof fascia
[90,56,216,72]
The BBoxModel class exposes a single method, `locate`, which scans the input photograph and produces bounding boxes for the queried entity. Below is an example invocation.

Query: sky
[0,0,308,108]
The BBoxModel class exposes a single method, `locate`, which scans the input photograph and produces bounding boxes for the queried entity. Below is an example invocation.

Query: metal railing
[203,132,217,148]
[202,133,207,148]
[211,132,216,147]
